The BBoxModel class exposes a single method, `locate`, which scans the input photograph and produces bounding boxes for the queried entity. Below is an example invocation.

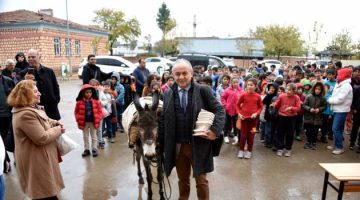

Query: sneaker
[244,151,252,159]
[232,136,238,145]
[332,149,344,155]
[311,143,317,150]
[321,137,328,144]
[349,143,355,150]
[237,150,244,159]
[327,145,334,150]
[224,136,230,144]
[92,149,98,157]
[82,149,90,157]
[284,150,292,157]
[304,142,312,149]
[109,138,115,143]
[276,150,283,157]
[295,136,302,141]
[99,143,105,149]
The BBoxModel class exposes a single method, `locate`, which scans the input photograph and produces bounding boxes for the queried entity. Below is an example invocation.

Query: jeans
[321,114,333,138]
[224,114,238,137]
[103,116,113,139]
[332,112,348,149]
[117,104,125,129]
[96,119,104,144]
[0,175,5,200]
[264,121,272,145]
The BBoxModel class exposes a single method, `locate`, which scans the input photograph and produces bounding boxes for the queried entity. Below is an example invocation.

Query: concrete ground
[4,79,360,200]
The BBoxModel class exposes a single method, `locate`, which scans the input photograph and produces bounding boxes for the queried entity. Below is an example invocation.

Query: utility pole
[193,15,197,37]
[66,0,72,76]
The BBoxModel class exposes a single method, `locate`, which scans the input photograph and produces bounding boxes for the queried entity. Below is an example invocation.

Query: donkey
[133,92,165,200]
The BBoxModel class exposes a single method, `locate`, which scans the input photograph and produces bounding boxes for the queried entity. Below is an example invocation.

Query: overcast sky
[1,0,359,50]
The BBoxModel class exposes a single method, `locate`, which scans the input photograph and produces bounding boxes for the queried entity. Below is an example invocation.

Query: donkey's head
[133,92,160,159]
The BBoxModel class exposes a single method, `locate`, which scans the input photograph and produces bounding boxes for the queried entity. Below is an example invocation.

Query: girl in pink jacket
[221,77,243,144]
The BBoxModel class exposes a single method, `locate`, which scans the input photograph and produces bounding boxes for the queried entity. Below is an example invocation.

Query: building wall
[0,28,108,76]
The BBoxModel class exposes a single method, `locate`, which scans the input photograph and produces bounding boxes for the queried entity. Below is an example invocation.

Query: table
[319,163,360,200]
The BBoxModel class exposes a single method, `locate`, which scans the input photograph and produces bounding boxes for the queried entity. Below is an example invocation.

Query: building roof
[176,37,264,58]
[0,9,107,33]
[315,50,354,57]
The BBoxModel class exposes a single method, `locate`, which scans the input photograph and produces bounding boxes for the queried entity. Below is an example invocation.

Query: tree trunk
[277,52,280,60]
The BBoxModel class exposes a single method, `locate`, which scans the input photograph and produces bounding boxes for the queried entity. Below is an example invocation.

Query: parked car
[168,57,178,62]
[222,57,236,67]
[307,60,330,68]
[258,59,283,70]
[77,56,136,79]
[177,53,227,71]
[144,57,173,74]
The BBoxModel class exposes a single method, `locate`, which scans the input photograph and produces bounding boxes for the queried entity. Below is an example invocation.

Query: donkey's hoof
[139,178,144,184]
[160,196,165,200]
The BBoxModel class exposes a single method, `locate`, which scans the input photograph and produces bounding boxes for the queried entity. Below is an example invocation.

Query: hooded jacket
[14,52,29,71]
[303,82,327,125]
[221,85,242,116]
[111,72,125,106]
[302,79,312,96]
[328,68,353,112]
[74,84,103,130]
[263,83,278,120]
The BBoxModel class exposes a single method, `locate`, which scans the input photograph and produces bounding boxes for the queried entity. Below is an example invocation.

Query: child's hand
[250,113,257,119]
[310,108,315,113]
[315,108,320,113]
[285,106,292,112]
[238,114,244,120]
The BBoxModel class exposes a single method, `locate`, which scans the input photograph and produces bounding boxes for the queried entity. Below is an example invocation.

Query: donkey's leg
[136,148,144,184]
[143,159,153,200]
[157,161,165,200]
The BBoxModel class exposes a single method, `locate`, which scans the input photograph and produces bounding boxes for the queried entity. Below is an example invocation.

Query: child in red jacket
[272,83,301,157]
[236,78,263,159]
[75,84,103,157]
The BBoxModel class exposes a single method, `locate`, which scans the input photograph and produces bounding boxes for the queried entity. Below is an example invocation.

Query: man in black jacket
[81,54,112,85]
[24,49,61,120]
[158,59,225,200]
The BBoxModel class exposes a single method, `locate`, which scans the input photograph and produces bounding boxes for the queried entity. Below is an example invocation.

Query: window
[65,38,71,56]
[54,37,61,56]
[75,40,80,56]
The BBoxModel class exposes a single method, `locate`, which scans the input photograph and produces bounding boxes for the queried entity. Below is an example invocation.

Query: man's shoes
[284,150,292,157]
[224,136,230,144]
[82,149,91,157]
[92,149,98,157]
[237,150,244,159]
[332,149,344,155]
[244,151,252,159]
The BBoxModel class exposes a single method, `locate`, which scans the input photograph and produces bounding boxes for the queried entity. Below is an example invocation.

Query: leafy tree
[250,25,304,59]
[93,8,141,55]
[326,29,353,58]
[236,38,255,67]
[153,39,178,56]
[156,3,176,56]
[304,21,324,59]
[90,37,101,55]
[352,40,360,59]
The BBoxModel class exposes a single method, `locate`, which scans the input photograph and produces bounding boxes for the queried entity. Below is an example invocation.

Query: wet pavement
[4,79,360,200]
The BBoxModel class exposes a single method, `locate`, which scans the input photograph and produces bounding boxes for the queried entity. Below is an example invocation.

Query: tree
[236,38,255,67]
[250,25,304,59]
[153,39,178,56]
[353,40,360,59]
[90,37,101,55]
[156,3,176,56]
[93,8,141,55]
[304,21,324,59]
[327,29,353,58]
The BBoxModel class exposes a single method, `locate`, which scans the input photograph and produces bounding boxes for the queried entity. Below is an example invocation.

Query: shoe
[311,143,317,150]
[110,138,115,143]
[82,149,91,157]
[224,136,230,144]
[99,143,105,149]
[304,142,312,149]
[244,151,252,159]
[92,149,98,157]
[349,143,355,150]
[328,136,333,140]
[327,146,334,150]
[232,136,238,145]
[264,143,272,148]
[284,150,292,157]
[272,147,277,152]
[237,150,244,159]
[295,136,302,141]
[332,149,344,155]
[321,137,328,144]
[276,150,283,157]
[357,147,360,153]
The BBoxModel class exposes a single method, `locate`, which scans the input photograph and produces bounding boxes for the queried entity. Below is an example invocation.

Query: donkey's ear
[133,93,144,112]
[151,91,160,112]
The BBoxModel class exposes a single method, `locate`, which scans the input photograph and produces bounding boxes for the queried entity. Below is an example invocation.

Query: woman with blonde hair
[8,80,65,200]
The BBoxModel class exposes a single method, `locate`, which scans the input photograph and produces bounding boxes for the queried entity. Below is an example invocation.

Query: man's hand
[199,130,217,141]
[24,74,35,80]
[250,113,257,119]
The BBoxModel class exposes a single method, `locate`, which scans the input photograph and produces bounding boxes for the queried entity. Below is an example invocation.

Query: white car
[78,56,136,78]
[258,59,283,70]
[143,57,173,75]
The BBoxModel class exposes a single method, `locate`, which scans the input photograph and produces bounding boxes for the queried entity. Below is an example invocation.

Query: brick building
[0,9,108,75]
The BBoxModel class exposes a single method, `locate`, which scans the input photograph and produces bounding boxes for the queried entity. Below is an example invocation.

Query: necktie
[181,89,187,112]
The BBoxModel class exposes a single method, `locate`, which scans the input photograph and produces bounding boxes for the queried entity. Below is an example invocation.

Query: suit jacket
[158,81,225,177]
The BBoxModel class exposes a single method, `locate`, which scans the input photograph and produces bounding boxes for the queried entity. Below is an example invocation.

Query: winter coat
[12,106,64,199]
[303,95,327,126]
[82,63,112,85]
[111,73,125,106]
[74,84,103,130]
[221,86,242,116]
[133,67,150,96]
[158,81,225,177]
[215,84,229,102]
[34,65,61,120]
[328,79,353,113]
[263,83,278,121]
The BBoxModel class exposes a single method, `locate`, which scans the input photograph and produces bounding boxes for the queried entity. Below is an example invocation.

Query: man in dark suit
[158,59,225,200]
[24,49,61,120]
